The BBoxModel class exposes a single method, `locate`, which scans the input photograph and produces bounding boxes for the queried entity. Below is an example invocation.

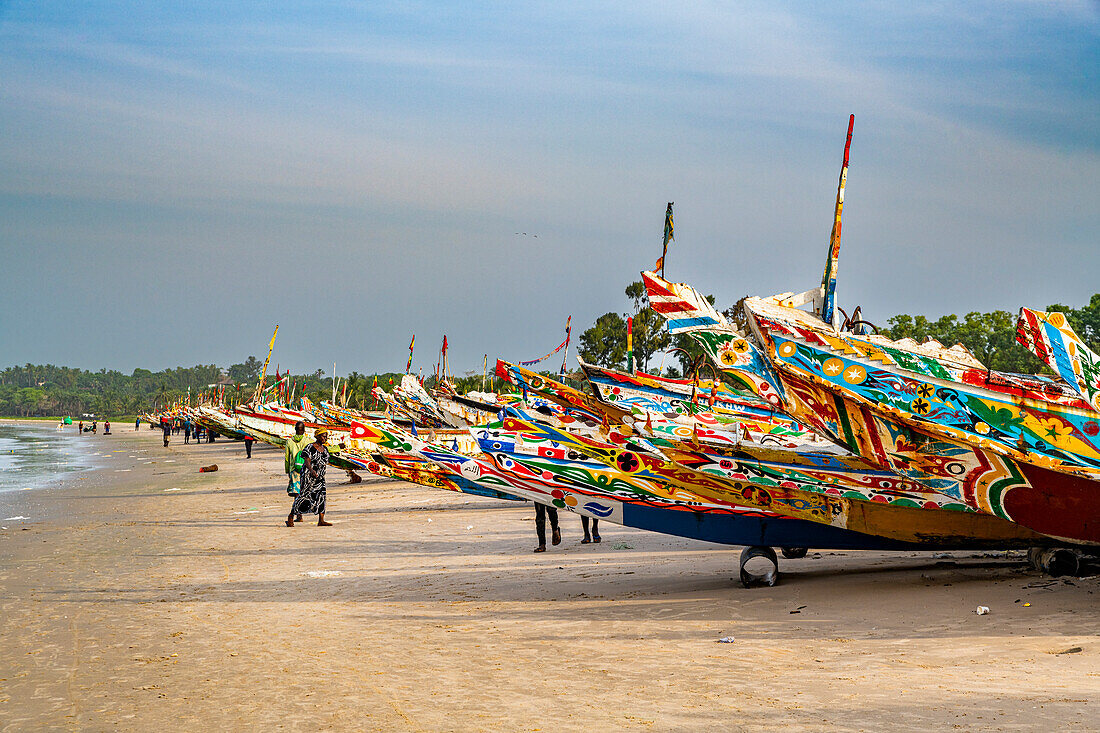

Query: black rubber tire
[739,546,779,588]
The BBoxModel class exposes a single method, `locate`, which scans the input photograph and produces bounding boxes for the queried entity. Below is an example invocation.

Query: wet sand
[1,422,1098,731]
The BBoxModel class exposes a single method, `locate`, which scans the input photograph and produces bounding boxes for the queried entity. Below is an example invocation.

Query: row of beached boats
[148,116,1099,585]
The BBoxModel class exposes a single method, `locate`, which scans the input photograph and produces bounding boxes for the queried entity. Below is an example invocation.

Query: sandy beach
[1,421,1098,731]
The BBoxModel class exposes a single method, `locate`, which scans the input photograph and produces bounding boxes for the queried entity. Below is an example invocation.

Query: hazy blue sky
[2,1,1098,376]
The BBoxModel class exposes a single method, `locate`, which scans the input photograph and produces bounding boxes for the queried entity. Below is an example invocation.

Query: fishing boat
[495,360,1047,549]
[650,116,1100,545]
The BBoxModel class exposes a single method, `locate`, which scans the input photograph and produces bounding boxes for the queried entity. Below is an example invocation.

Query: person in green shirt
[284,421,312,522]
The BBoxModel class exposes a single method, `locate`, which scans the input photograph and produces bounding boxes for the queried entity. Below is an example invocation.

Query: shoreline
[1,425,1098,730]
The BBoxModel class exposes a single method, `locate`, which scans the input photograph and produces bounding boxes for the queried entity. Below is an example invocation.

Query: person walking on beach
[78,420,84,434]
[284,421,310,522]
[135,417,140,431]
[161,418,171,447]
[581,516,601,544]
[533,502,560,552]
[244,434,254,458]
[104,420,111,435]
[286,428,332,527]
[91,420,97,434]
[183,418,192,444]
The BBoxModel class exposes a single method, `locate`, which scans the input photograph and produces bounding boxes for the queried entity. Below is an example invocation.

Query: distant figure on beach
[244,434,254,458]
[78,421,84,434]
[183,419,192,444]
[134,417,140,431]
[581,516,601,544]
[287,428,332,527]
[161,419,171,447]
[284,422,310,489]
[91,421,97,434]
[207,426,216,443]
[104,420,111,435]
[284,421,310,522]
[533,502,560,552]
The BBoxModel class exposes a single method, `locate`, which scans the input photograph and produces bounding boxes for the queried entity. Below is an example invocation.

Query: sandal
[285,520,294,527]
[551,528,561,546]
[581,537,591,544]
[533,545,546,553]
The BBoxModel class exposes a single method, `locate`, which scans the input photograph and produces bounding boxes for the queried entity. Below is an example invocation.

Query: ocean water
[0,422,99,494]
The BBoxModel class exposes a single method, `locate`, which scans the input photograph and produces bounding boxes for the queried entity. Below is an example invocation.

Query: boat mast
[254,324,279,404]
[819,114,854,329]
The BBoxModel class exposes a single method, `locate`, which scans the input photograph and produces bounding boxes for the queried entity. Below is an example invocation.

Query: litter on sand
[716,636,736,643]
[976,606,990,615]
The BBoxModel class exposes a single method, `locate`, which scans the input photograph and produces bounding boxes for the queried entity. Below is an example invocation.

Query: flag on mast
[627,316,634,373]
[655,202,674,275]
[406,335,415,374]
[560,316,571,375]
[441,335,449,382]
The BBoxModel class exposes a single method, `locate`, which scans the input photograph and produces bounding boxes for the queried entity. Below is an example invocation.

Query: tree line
[4,291,1097,418]
[0,357,509,419]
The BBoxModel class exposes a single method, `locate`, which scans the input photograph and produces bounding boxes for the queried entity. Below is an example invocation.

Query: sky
[1,1,1098,377]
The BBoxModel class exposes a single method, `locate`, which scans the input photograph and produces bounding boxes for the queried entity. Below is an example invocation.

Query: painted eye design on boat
[615,452,641,472]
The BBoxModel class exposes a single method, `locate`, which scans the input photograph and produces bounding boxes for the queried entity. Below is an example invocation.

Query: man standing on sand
[533,502,561,553]
[135,417,140,431]
[284,421,310,522]
[161,418,171,447]
[581,516,601,544]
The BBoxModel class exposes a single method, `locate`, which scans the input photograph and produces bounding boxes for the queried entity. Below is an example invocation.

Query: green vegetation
[0,359,510,419]
[578,281,671,373]
[577,283,1100,378]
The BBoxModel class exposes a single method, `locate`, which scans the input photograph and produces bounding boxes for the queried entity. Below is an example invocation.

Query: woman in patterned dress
[286,429,333,526]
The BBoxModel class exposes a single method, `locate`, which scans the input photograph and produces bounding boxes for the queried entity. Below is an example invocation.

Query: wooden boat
[494,361,1048,547]
[347,417,1025,552]
[580,359,835,449]
[650,117,1100,544]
